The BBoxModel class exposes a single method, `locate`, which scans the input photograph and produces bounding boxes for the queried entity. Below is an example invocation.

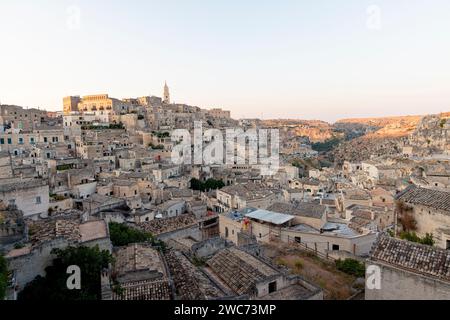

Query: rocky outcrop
[408,114,449,152]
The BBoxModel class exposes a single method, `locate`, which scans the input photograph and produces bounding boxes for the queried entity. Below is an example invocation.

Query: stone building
[219,207,377,257]
[0,178,49,219]
[216,183,281,212]
[109,243,173,300]
[205,247,323,299]
[5,217,111,299]
[366,233,450,300]
[395,185,450,249]
[0,151,13,178]
[0,203,25,246]
[0,105,47,131]
[63,94,135,116]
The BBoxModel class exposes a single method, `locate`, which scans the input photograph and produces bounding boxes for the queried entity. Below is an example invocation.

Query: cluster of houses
[1,86,450,300]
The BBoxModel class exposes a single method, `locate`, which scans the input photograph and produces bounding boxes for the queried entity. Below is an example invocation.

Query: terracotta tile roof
[137,214,197,235]
[206,247,279,296]
[369,234,450,281]
[164,249,205,300]
[267,202,326,219]
[112,279,172,300]
[395,185,450,213]
[113,244,172,300]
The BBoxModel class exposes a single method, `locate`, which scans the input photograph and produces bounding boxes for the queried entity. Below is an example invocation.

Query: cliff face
[332,113,450,163]
[335,115,422,139]
[263,112,449,163]
[261,119,336,142]
[408,114,450,151]
[332,135,403,164]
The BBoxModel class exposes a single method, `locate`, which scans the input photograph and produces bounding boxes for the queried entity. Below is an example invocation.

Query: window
[225,227,229,238]
[332,244,340,251]
[36,196,41,204]
[44,137,48,143]
[295,237,301,243]
[446,240,450,250]
[268,281,277,294]
[0,138,4,144]
[30,137,35,144]
[7,138,11,144]
[18,137,23,144]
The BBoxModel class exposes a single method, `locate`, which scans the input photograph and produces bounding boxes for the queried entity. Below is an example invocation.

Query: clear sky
[1,0,449,122]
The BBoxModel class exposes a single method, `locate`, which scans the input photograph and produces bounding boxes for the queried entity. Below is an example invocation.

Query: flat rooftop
[245,208,295,225]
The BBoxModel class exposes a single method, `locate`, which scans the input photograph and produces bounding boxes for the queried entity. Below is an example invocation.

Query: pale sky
[1,0,450,122]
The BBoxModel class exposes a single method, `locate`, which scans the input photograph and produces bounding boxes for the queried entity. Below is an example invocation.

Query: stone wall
[157,225,202,242]
[7,237,111,298]
[191,237,229,258]
[365,261,450,299]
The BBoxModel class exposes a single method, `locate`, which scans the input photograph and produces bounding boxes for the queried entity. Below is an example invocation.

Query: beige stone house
[395,185,450,249]
[366,234,450,300]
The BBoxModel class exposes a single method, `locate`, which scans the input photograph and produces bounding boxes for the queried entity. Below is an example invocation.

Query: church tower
[163,81,170,104]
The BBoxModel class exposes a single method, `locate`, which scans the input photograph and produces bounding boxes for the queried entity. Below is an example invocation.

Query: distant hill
[334,115,424,139]
[263,112,449,163]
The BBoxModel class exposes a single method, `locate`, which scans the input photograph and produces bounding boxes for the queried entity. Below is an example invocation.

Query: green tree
[18,246,112,300]
[109,222,154,247]
[189,178,225,191]
[0,254,8,300]
[190,178,203,191]
[204,178,225,191]
[108,222,166,250]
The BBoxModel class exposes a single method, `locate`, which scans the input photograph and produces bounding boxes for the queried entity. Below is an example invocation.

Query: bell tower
[163,81,170,104]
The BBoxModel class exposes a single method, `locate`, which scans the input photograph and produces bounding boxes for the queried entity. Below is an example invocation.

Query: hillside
[264,112,448,164]
[334,115,423,139]
[261,119,336,142]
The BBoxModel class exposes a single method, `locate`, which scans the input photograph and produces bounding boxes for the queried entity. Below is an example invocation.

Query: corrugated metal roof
[245,209,294,225]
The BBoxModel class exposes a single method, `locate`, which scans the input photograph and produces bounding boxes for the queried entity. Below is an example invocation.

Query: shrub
[14,243,25,249]
[335,258,365,277]
[108,222,154,247]
[0,255,8,300]
[311,137,342,152]
[149,143,164,150]
[294,260,303,270]
[399,231,434,246]
[108,222,166,250]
